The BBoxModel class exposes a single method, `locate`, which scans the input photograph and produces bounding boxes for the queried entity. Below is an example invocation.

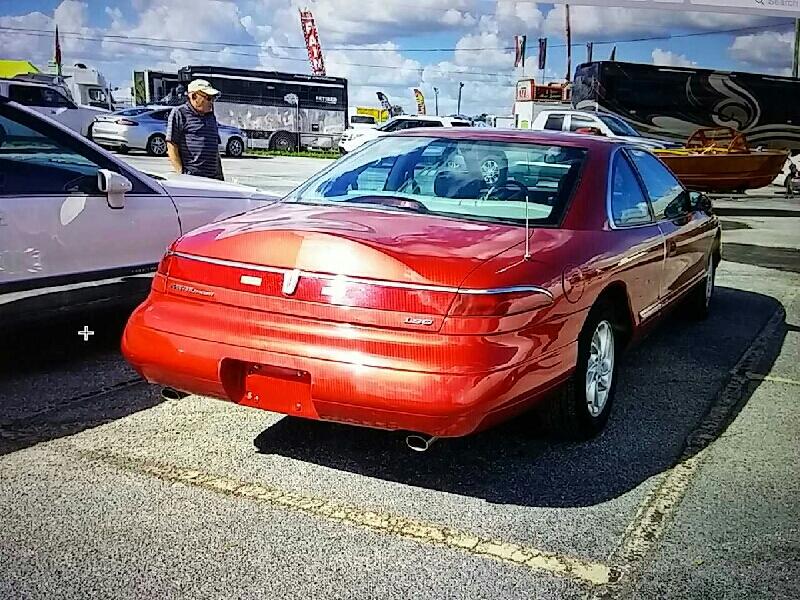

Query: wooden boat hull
[655,151,788,192]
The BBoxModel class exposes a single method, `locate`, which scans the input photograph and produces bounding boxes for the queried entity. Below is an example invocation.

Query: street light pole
[793,18,800,79]
[456,82,464,116]
[433,87,439,116]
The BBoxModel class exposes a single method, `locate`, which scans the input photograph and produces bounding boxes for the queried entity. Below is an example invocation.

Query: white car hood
[155,174,279,233]
[157,173,278,200]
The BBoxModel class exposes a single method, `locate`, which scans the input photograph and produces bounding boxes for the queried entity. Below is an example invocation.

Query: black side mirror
[689,191,713,214]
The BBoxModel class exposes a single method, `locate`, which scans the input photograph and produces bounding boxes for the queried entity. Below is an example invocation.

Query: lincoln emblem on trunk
[282,269,301,295]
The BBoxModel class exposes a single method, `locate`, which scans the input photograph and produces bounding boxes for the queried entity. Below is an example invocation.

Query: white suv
[339,115,471,154]
[0,78,108,137]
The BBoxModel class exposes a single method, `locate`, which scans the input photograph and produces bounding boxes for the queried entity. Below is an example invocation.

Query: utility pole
[565,4,572,82]
[456,82,464,115]
[793,18,800,78]
[433,87,439,115]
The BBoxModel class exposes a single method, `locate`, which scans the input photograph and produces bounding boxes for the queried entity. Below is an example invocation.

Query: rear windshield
[288,136,587,227]
[115,108,150,117]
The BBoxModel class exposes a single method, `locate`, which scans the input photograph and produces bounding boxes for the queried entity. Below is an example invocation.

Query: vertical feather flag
[538,38,547,71]
[413,89,426,115]
[376,91,391,112]
[514,35,527,68]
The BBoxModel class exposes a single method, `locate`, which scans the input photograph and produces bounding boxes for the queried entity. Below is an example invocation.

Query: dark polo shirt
[166,102,223,180]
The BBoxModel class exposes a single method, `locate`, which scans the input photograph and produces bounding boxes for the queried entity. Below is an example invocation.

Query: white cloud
[729,30,793,69]
[543,5,770,39]
[1,0,792,117]
[0,1,91,64]
[651,48,697,67]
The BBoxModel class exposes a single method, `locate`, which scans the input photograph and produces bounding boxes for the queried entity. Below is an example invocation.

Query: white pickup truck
[0,77,107,137]
[529,109,680,150]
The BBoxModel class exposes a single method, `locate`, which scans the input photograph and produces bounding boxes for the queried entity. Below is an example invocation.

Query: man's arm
[165,108,183,174]
[166,142,182,174]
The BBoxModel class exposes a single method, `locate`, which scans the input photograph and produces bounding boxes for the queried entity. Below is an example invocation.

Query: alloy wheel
[228,138,243,156]
[150,136,167,156]
[480,159,501,185]
[586,320,615,418]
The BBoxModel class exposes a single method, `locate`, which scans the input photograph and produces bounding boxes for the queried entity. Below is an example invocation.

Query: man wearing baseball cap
[166,79,225,180]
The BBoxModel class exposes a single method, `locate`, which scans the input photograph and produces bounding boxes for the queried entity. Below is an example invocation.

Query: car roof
[0,78,51,88]
[394,115,466,122]
[393,127,625,149]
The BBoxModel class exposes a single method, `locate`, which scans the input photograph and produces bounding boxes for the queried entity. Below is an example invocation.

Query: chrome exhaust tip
[405,434,439,452]
[160,387,189,401]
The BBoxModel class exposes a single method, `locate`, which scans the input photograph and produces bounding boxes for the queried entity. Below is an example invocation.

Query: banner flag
[514,35,527,68]
[413,88,426,115]
[538,38,547,71]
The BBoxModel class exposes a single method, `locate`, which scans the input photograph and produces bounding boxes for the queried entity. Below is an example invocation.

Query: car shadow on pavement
[0,309,161,456]
[254,286,787,508]
[722,243,800,274]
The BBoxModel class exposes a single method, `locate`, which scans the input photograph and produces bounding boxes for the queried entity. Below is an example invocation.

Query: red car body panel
[122,130,720,437]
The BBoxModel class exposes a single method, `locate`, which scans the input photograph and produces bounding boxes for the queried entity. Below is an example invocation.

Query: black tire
[544,304,621,439]
[686,251,716,320]
[146,134,168,157]
[269,130,296,152]
[226,136,244,157]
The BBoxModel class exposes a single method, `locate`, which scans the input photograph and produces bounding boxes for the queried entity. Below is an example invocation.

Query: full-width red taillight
[448,288,553,317]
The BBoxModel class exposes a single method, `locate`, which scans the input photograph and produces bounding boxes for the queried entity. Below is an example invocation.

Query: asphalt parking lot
[1,160,798,598]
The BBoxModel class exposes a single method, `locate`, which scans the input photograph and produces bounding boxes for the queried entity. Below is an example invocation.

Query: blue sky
[0,1,794,115]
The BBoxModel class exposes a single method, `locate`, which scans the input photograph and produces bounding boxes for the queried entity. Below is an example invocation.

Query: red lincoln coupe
[122,129,720,443]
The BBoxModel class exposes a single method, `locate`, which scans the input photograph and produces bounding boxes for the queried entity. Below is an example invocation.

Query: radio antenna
[524,189,531,260]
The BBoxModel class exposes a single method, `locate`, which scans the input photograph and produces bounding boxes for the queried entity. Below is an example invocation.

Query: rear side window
[451,121,471,127]
[8,85,44,106]
[628,149,688,219]
[149,110,170,121]
[117,108,149,117]
[544,114,565,131]
[570,115,598,131]
[610,153,652,226]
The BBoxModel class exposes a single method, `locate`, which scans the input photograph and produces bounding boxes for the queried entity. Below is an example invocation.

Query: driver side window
[0,111,102,195]
[610,153,653,227]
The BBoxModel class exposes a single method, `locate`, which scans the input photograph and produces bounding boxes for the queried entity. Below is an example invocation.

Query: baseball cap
[187,79,220,96]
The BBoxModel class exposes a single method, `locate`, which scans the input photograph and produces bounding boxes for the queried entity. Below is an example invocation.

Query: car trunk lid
[163,202,524,330]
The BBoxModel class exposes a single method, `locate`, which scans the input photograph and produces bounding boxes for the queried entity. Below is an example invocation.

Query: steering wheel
[484,179,529,202]
[345,195,430,213]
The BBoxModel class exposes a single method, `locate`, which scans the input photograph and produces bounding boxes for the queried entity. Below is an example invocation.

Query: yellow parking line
[594,306,788,598]
[745,372,800,386]
[80,450,617,587]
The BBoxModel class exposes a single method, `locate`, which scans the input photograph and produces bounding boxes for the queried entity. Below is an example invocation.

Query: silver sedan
[89,106,246,157]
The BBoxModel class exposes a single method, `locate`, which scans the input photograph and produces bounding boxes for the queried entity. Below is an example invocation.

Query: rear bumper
[122,298,577,437]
